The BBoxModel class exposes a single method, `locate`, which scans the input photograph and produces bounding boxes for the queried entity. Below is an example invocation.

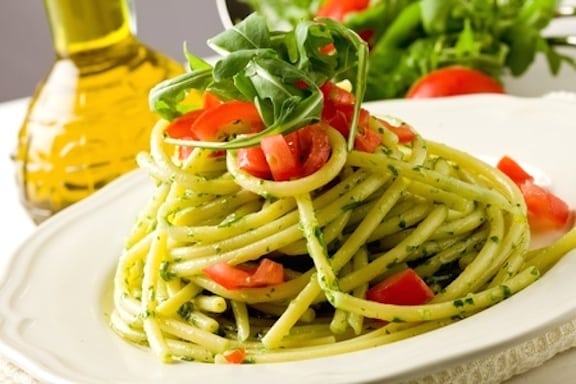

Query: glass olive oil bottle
[14,0,183,223]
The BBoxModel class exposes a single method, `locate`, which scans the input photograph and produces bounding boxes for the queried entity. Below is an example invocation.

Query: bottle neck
[43,0,136,57]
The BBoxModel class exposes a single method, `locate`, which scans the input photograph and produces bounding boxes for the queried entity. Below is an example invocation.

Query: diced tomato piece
[298,124,331,176]
[237,125,331,180]
[323,108,348,137]
[260,134,301,181]
[520,181,573,232]
[366,268,435,306]
[320,82,382,152]
[285,131,302,160]
[321,81,356,107]
[203,259,284,290]
[354,125,382,153]
[237,146,272,179]
[191,101,263,141]
[223,348,246,364]
[247,258,285,287]
[496,155,573,232]
[324,103,380,152]
[203,263,252,290]
[497,156,534,185]
[377,118,416,144]
[352,107,380,152]
[317,0,370,22]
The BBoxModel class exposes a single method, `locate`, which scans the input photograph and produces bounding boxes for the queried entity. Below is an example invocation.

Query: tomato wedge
[260,134,301,181]
[520,181,573,232]
[246,258,285,287]
[237,146,272,180]
[203,258,284,290]
[298,124,331,177]
[497,156,573,232]
[366,268,435,306]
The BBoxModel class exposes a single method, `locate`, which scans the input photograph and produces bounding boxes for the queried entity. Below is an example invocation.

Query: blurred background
[1,1,575,103]
[0,1,225,103]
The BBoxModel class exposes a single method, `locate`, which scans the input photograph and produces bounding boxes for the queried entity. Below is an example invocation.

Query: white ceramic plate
[1,94,576,384]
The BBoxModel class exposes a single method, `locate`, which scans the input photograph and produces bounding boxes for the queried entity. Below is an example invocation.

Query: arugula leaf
[149,68,212,120]
[182,42,212,72]
[209,13,272,54]
[239,0,321,28]
[151,11,369,150]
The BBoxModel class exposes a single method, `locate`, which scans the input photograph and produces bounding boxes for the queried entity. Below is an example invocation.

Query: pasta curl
[110,116,575,364]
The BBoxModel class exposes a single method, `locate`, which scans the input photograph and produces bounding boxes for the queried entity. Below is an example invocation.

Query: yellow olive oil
[14,0,183,223]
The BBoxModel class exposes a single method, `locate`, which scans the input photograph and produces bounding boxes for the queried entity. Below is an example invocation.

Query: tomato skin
[246,258,284,287]
[166,97,262,159]
[365,268,435,306]
[165,110,205,159]
[406,66,505,98]
[317,0,370,21]
[260,134,301,181]
[320,82,382,152]
[298,124,332,176]
[520,181,573,232]
[203,263,251,290]
[237,146,272,179]
[223,348,246,364]
[165,109,203,140]
[203,258,284,290]
[321,81,356,107]
[377,118,416,144]
[496,156,534,185]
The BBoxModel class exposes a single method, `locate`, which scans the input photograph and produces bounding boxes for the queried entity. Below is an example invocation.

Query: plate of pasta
[0,93,576,384]
[2,14,576,384]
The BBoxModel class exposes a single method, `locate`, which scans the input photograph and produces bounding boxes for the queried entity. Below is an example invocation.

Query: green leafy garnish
[149,13,369,150]
[240,0,575,100]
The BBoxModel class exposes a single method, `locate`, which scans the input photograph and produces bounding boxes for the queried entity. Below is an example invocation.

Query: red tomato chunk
[497,156,574,232]
[202,258,284,290]
[366,268,435,306]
